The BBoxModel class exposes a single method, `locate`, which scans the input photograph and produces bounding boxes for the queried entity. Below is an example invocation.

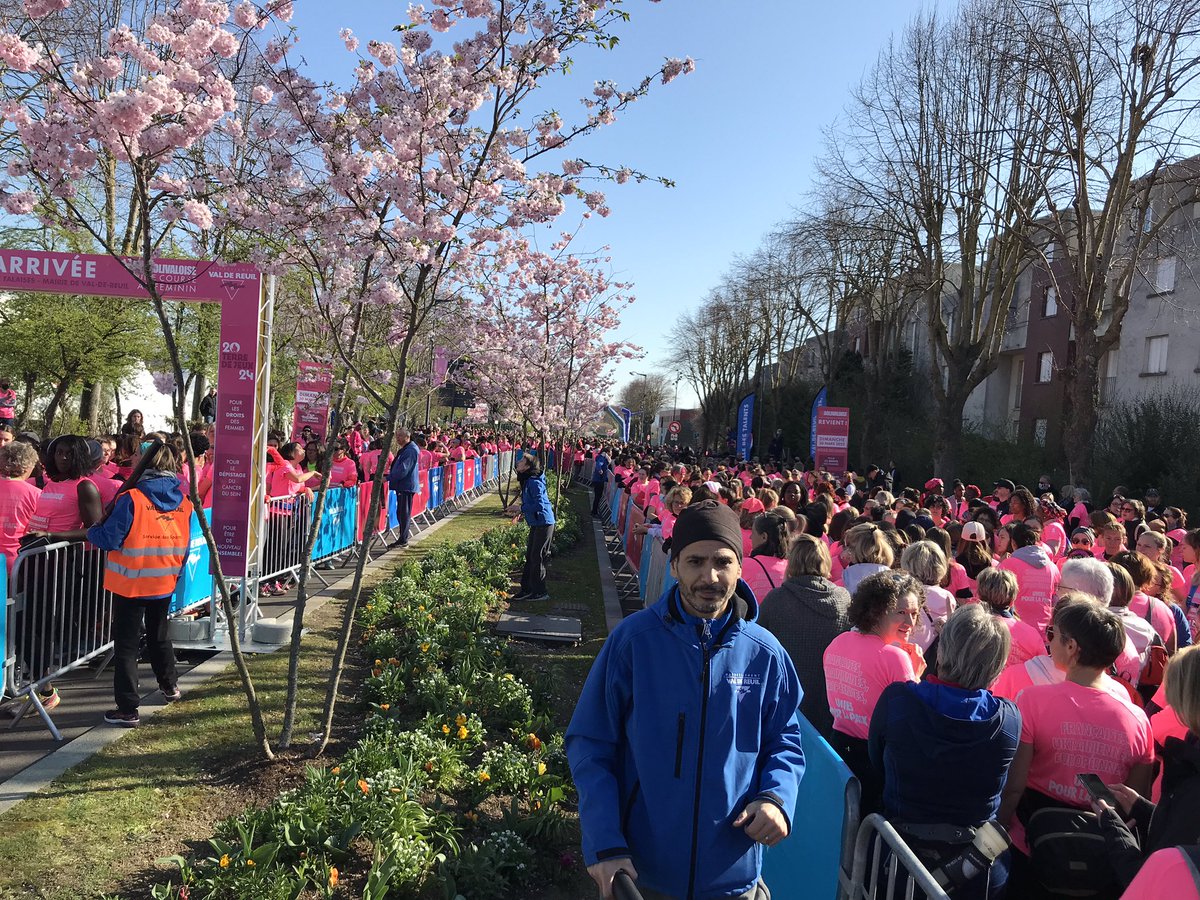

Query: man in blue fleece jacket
[566,500,805,900]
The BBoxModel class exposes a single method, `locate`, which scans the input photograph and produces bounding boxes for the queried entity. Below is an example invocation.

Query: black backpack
[1025,806,1117,897]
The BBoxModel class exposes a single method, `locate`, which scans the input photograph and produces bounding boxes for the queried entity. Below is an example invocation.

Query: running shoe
[104,708,140,727]
[162,685,182,702]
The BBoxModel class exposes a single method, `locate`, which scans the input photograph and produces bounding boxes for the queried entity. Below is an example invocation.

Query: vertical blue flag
[736,393,755,460]
[620,407,632,442]
[810,385,828,461]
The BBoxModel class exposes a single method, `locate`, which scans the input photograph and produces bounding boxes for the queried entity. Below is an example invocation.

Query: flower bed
[154,516,584,900]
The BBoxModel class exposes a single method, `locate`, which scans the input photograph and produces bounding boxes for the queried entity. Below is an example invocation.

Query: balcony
[1001,316,1028,352]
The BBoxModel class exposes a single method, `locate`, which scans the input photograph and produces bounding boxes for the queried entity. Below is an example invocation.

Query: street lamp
[672,376,681,443]
[630,370,649,443]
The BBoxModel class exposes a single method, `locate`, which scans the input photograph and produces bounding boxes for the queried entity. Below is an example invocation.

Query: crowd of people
[0,409,528,725]
[568,443,1199,900]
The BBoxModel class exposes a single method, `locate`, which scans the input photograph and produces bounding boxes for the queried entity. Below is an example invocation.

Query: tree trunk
[192,374,207,422]
[19,372,36,429]
[79,379,102,435]
[113,382,123,429]
[932,376,969,478]
[41,377,73,441]
[1062,323,1103,489]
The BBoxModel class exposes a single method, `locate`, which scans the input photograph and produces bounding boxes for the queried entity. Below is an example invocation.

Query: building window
[1042,286,1058,317]
[1100,349,1118,405]
[1036,351,1053,383]
[1155,256,1176,293]
[1045,241,1056,260]
[1034,419,1048,447]
[1011,357,1024,410]
[1145,335,1169,375]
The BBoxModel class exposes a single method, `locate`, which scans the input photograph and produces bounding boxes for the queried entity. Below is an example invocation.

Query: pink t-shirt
[998,554,1061,637]
[1120,847,1200,900]
[998,614,1047,669]
[1016,680,1154,809]
[991,654,1133,703]
[1128,592,1175,646]
[948,561,974,600]
[28,477,86,533]
[823,630,917,739]
[88,474,122,510]
[742,555,787,602]
[913,584,956,651]
[1042,521,1068,558]
[741,528,754,558]
[1167,565,1187,602]
[268,461,307,499]
[0,478,40,572]
[330,457,358,488]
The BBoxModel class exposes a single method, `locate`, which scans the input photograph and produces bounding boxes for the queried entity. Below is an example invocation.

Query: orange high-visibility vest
[104,488,194,598]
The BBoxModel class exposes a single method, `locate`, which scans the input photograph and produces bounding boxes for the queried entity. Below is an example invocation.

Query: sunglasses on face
[1045,624,1056,642]
[1071,538,1092,546]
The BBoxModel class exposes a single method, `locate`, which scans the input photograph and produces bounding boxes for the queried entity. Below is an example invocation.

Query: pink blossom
[22,0,70,18]
[339,28,359,53]
[0,34,42,71]
[661,57,696,85]
[251,84,273,103]
[3,191,36,215]
[267,0,292,21]
[406,3,427,25]
[367,41,398,68]
[429,8,452,32]
[150,370,176,395]
[232,1,257,27]
[181,199,213,229]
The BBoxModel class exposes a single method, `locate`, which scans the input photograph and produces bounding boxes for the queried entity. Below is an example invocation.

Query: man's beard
[680,582,734,618]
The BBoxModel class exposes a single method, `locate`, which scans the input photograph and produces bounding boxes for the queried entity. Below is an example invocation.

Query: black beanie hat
[670,499,744,562]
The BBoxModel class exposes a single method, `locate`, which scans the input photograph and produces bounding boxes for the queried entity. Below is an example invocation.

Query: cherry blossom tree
[221,0,692,754]
[0,0,297,758]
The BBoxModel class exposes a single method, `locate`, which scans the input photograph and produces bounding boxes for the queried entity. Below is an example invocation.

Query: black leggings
[521,525,555,595]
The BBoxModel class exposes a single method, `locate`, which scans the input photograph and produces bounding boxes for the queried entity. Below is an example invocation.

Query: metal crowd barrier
[4,539,113,739]
[0,455,510,738]
[840,814,949,900]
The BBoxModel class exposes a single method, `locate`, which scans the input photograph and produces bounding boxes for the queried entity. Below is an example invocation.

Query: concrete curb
[591,505,625,635]
[0,488,496,816]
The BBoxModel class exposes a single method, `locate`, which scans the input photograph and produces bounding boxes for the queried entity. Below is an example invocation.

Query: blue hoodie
[519,472,555,527]
[86,472,188,600]
[566,581,805,900]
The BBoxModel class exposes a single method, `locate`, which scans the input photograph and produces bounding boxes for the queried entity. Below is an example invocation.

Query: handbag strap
[752,556,776,590]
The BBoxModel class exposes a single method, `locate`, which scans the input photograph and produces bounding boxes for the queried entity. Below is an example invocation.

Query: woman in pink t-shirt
[741,511,789,602]
[999,598,1154,852]
[27,435,103,539]
[328,441,359,488]
[899,540,955,652]
[997,522,1061,638]
[823,570,922,812]
[0,441,40,574]
[976,567,1046,669]
[1113,551,1177,653]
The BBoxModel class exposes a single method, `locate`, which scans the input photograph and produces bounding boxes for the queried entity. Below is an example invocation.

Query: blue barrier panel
[622,496,634,549]
[387,491,399,529]
[170,511,212,614]
[474,459,483,488]
[761,715,858,900]
[428,467,443,508]
[609,488,621,527]
[312,486,358,558]
[455,461,465,496]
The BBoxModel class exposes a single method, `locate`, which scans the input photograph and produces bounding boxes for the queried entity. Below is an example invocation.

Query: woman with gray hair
[869,604,1020,899]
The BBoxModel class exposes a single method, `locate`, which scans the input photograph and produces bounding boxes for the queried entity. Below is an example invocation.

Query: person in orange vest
[86,437,193,727]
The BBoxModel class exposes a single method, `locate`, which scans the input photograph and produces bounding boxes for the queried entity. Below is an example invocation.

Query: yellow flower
[418,605,425,611]
[219,854,230,869]
[527,733,542,751]
[358,779,370,795]
[537,761,547,776]
[455,713,467,726]
[331,766,341,774]
[374,659,382,666]
[465,810,479,823]
[442,724,450,734]
[379,703,390,711]
[246,859,256,867]
[456,725,469,740]
[328,866,339,888]
[479,770,491,782]
[420,643,430,653]
[504,673,514,681]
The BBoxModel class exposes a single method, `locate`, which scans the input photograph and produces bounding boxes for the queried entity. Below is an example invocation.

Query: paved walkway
[0,492,491,813]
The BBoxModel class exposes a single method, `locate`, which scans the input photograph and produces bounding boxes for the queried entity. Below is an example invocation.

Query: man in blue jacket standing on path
[387,428,420,548]
[566,500,805,900]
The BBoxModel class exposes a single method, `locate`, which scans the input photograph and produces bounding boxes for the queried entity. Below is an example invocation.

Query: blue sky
[288,1,938,408]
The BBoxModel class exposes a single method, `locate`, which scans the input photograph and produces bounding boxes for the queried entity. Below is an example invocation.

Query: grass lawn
[0,491,513,900]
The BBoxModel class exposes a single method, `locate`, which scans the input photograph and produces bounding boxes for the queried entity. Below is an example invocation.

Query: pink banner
[464,458,475,488]
[291,360,333,440]
[412,471,429,517]
[356,483,389,540]
[815,406,851,474]
[0,250,263,577]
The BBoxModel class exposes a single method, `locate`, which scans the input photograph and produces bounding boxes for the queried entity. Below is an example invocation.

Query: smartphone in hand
[1077,773,1119,808]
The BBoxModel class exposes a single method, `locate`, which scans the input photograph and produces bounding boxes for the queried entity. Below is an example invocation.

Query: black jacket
[1100,731,1200,887]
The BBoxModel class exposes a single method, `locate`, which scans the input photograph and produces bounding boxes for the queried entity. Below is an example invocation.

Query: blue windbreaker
[520,473,555,527]
[566,581,805,899]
